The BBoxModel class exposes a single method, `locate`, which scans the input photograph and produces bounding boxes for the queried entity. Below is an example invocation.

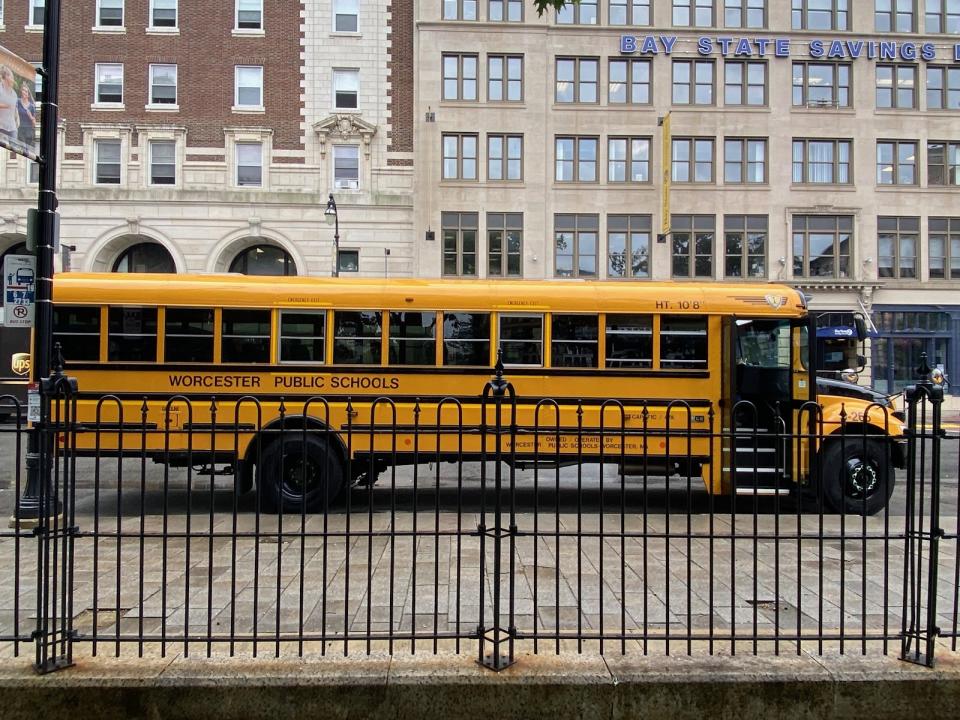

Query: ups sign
[11,353,30,376]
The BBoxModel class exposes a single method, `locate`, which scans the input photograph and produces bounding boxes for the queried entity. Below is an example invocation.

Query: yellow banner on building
[660,112,671,236]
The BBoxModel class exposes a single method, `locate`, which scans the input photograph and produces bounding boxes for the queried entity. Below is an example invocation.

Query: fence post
[900,354,944,667]
[478,352,515,671]
[33,345,78,673]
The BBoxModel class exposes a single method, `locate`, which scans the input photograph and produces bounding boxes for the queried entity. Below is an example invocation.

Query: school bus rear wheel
[259,435,345,513]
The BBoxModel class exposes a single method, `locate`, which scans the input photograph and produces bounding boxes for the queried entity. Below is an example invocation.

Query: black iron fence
[0,365,957,673]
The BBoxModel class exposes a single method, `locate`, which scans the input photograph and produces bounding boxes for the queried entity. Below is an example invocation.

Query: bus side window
[552,314,598,368]
[165,308,214,363]
[333,311,382,365]
[660,316,707,369]
[443,312,490,366]
[389,311,436,366]
[53,305,101,362]
[605,314,652,368]
[279,311,325,364]
[499,314,543,367]
[108,307,158,362]
[222,310,271,364]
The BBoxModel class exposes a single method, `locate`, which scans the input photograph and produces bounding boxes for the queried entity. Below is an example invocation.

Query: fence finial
[52,342,64,376]
[915,352,932,383]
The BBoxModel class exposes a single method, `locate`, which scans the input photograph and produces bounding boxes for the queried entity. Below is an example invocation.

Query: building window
[236,142,262,187]
[671,214,715,278]
[724,215,767,278]
[929,217,960,279]
[443,0,477,20]
[555,136,599,182]
[95,63,123,104]
[608,137,651,183]
[97,0,124,26]
[672,137,715,183]
[488,55,522,102]
[442,54,478,101]
[235,65,263,108]
[608,58,651,104]
[236,0,263,29]
[489,0,522,21]
[724,0,765,27]
[792,214,852,278]
[557,0,597,24]
[487,212,522,277]
[792,139,852,184]
[487,134,523,181]
[792,0,848,30]
[876,0,914,31]
[672,59,714,105]
[876,65,917,109]
[555,57,599,104]
[149,0,177,28]
[724,61,765,105]
[442,133,478,180]
[333,69,359,109]
[927,141,960,185]
[95,139,121,184]
[149,64,177,105]
[333,145,360,189]
[334,0,359,31]
[607,214,651,279]
[554,214,598,278]
[876,140,917,185]
[673,0,715,27]
[724,138,766,183]
[149,140,176,185]
[878,216,919,279]
[926,66,960,110]
[113,243,175,273]
[229,245,296,275]
[610,0,651,24]
[792,62,851,108]
[442,211,479,276]
[924,0,960,32]
[337,250,360,273]
[29,0,44,26]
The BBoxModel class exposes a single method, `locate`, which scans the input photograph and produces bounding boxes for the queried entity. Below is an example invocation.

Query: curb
[0,652,959,719]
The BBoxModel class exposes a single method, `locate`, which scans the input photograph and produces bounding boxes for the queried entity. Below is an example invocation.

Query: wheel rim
[280,452,324,499]
[844,456,879,500]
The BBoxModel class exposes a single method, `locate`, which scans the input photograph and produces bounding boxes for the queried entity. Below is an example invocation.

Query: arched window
[228,244,297,276]
[112,242,176,273]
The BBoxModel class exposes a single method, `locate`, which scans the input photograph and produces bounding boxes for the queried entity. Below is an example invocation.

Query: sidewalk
[0,649,958,720]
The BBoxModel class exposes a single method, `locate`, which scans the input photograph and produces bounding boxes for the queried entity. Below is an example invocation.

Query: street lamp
[324,193,340,278]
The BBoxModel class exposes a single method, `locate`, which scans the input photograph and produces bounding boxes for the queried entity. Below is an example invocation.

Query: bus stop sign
[3,254,36,327]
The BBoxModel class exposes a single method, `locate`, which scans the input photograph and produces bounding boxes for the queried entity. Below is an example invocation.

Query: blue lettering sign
[809,39,824,57]
[717,37,734,55]
[953,43,960,61]
[697,37,712,55]
[827,40,845,58]
[734,38,752,56]
[847,40,863,58]
[620,35,637,54]
[900,43,917,61]
[660,35,677,54]
[775,38,790,57]
[754,38,771,56]
[921,43,936,61]
[641,35,659,53]
[879,41,897,60]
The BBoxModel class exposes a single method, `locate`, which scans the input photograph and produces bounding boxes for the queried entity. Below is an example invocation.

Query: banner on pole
[0,45,39,161]
[660,111,671,237]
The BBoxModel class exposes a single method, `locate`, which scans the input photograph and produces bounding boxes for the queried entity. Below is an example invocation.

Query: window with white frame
[235,65,263,108]
[95,139,121,184]
[333,69,359,109]
[236,142,263,187]
[236,0,263,29]
[97,0,124,26]
[149,64,177,105]
[95,63,123,104]
[609,0,651,25]
[149,140,176,185]
[333,145,360,189]
[29,0,44,26]
[333,0,358,31]
[150,0,177,27]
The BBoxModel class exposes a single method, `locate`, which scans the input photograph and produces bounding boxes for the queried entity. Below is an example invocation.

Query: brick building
[0,0,415,277]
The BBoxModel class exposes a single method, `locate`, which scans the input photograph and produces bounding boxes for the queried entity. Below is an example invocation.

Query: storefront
[871,307,960,396]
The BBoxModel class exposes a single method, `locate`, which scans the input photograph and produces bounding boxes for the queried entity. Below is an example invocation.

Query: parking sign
[3,254,36,327]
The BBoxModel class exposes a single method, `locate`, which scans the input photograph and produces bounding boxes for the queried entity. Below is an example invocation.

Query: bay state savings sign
[619,35,960,62]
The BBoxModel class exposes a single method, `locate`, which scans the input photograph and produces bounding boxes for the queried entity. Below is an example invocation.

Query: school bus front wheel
[818,437,895,516]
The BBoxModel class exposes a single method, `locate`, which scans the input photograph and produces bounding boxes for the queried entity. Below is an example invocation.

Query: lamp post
[324,193,339,278]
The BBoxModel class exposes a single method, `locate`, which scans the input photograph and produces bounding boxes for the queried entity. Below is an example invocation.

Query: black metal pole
[328,193,340,278]
[18,0,61,521]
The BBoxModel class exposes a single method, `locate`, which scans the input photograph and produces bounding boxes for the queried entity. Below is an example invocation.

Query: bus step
[723,466,784,474]
[734,486,792,496]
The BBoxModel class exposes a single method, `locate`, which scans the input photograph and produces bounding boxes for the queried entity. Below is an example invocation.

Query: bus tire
[259,434,345,513]
[820,437,894,516]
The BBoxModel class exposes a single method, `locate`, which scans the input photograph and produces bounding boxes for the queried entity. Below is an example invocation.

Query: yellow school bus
[49,273,904,514]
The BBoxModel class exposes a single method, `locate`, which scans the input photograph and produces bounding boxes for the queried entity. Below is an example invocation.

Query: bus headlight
[931,368,946,386]
[840,369,859,384]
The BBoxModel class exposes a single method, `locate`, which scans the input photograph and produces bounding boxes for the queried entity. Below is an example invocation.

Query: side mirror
[854,316,868,341]
[856,354,866,371]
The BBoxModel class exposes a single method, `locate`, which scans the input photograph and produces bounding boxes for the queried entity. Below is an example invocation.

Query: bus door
[728,318,795,491]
